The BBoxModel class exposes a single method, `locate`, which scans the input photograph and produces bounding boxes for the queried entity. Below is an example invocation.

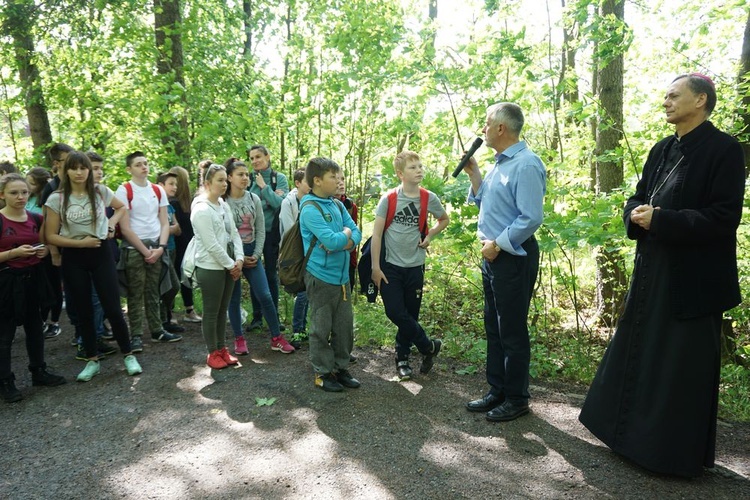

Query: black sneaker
[290,331,308,350]
[30,367,66,387]
[349,354,357,364]
[100,327,114,341]
[163,322,186,333]
[75,346,104,361]
[245,319,263,333]
[420,339,442,374]
[0,376,22,403]
[131,336,143,353]
[315,373,344,392]
[44,323,61,339]
[397,360,413,380]
[97,341,118,356]
[151,330,182,343]
[335,369,361,389]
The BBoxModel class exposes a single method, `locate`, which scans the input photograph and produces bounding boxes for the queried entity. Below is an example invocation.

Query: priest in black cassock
[579,73,745,478]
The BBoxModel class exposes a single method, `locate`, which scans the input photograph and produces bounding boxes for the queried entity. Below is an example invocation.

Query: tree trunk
[154,0,188,164]
[243,0,253,71]
[2,0,52,162]
[594,0,627,328]
[738,8,750,175]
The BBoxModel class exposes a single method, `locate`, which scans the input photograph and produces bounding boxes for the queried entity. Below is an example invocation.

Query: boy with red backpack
[369,151,449,380]
[115,151,182,352]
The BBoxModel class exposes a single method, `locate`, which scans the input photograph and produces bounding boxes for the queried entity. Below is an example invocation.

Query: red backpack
[113,181,162,240]
[357,187,429,302]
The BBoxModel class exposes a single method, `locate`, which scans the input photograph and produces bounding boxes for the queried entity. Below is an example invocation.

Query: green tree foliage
[1,0,748,419]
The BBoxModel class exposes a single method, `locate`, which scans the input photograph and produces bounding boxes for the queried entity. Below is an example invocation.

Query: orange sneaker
[220,347,239,365]
[207,350,228,369]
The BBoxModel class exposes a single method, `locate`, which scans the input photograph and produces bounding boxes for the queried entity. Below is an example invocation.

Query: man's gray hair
[487,103,524,136]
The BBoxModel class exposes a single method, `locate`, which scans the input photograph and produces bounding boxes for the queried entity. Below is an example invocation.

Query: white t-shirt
[45,186,114,240]
[115,181,168,241]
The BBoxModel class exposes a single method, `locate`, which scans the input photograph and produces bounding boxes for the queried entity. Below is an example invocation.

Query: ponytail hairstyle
[58,151,98,231]
[196,159,213,196]
[0,172,27,193]
[222,157,247,198]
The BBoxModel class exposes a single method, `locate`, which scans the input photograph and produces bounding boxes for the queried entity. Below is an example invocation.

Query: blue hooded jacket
[299,194,362,285]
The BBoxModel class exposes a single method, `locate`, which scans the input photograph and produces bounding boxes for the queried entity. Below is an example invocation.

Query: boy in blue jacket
[300,158,362,392]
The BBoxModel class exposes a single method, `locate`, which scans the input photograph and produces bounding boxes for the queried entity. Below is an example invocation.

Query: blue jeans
[251,235,280,323]
[292,291,308,333]
[76,282,105,347]
[229,242,281,338]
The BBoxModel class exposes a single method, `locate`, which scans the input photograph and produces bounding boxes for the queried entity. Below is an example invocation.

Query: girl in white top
[190,164,244,369]
[44,151,142,382]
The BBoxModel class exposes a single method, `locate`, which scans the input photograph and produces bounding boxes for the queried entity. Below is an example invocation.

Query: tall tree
[1,0,52,161]
[593,0,628,327]
[154,0,188,164]
[738,7,750,173]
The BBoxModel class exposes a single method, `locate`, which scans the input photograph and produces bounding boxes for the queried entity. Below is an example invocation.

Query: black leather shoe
[485,401,529,422]
[335,369,361,389]
[466,393,504,412]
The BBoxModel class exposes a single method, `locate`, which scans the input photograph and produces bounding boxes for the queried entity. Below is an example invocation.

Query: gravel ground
[2,316,749,499]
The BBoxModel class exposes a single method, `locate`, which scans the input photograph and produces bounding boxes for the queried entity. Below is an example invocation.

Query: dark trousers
[0,268,45,379]
[380,262,431,360]
[174,240,195,309]
[251,236,280,323]
[482,236,539,405]
[61,244,132,358]
[40,255,63,323]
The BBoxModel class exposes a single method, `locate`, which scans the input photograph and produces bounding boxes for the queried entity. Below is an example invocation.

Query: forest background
[1,0,749,419]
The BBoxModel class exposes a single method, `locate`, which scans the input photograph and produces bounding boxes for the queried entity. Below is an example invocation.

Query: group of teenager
[0,73,742,479]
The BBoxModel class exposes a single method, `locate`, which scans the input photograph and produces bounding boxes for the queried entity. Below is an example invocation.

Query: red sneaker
[270,335,295,353]
[234,336,249,355]
[207,350,228,369]
[220,347,239,365]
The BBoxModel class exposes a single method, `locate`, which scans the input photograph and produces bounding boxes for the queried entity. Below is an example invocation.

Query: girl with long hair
[0,173,65,402]
[25,167,51,214]
[223,158,294,355]
[44,152,142,382]
[168,166,201,323]
[190,164,244,369]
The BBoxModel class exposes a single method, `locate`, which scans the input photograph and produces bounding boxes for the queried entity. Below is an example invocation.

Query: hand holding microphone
[452,137,484,178]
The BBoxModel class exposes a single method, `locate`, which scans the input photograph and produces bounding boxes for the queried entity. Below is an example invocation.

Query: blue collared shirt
[468,141,546,256]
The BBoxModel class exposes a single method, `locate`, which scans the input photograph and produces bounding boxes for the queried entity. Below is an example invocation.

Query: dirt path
[2,318,749,499]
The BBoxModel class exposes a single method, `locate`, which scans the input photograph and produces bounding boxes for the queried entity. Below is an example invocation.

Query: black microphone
[452,137,484,178]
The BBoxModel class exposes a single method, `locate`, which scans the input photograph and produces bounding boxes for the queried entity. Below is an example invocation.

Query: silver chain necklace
[648,155,685,205]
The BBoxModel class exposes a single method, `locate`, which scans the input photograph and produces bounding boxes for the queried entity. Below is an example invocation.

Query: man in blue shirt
[461,102,546,422]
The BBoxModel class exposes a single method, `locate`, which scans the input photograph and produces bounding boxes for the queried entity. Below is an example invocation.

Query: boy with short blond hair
[370,150,449,380]
[299,158,362,392]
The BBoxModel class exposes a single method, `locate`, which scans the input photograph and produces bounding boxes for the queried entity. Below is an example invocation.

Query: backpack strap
[269,169,277,192]
[124,181,133,209]
[123,181,162,210]
[418,186,429,236]
[382,187,429,235]
[383,189,399,231]
[151,183,162,202]
[299,199,324,261]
